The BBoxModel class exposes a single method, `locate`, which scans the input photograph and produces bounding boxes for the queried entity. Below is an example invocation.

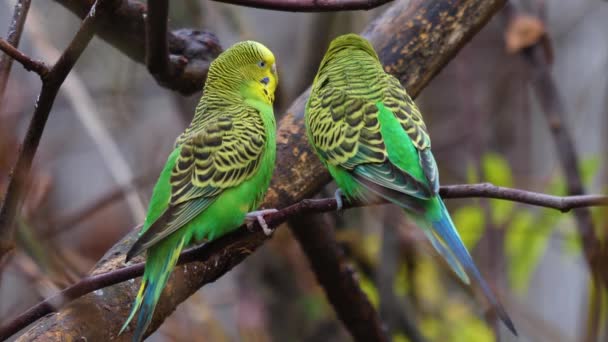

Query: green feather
[305,33,517,335]
[120,40,278,342]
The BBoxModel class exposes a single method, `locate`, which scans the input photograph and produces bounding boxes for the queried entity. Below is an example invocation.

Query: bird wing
[127,110,267,259]
[307,68,437,200]
[383,75,439,194]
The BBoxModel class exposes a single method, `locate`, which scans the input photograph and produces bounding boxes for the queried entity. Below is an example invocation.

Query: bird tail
[414,197,517,336]
[119,234,187,342]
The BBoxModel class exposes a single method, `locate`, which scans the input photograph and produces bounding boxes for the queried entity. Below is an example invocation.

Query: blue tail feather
[426,199,517,336]
[120,236,187,342]
[131,286,159,342]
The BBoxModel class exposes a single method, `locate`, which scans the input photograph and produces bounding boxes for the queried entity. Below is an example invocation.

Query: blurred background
[0,0,607,341]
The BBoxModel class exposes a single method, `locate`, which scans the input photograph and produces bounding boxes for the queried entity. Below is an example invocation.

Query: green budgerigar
[305,34,516,334]
[120,41,278,341]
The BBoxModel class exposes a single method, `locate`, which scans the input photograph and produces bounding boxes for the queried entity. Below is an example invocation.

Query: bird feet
[246,209,278,236]
[334,189,344,211]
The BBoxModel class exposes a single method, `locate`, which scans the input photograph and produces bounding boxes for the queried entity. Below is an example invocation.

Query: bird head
[206,40,278,105]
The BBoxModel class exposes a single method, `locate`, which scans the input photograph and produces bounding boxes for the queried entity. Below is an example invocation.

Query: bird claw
[334,189,344,211]
[246,209,278,236]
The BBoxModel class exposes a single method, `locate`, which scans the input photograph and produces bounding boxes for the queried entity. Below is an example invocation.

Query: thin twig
[0,39,48,77]
[211,0,393,12]
[2,182,608,340]
[0,0,33,98]
[146,0,171,78]
[439,183,608,212]
[0,0,119,268]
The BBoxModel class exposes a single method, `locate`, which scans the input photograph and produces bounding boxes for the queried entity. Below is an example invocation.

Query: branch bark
[0,0,33,99]
[378,208,427,342]
[14,0,515,340]
[0,39,49,77]
[145,0,170,78]
[8,181,606,340]
[211,0,393,12]
[53,0,222,94]
[288,214,389,342]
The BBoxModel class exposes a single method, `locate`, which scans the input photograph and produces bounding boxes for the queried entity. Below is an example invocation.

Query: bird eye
[257,61,266,68]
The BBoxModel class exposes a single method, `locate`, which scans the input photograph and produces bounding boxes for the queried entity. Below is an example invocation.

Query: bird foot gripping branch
[246,209,279,236]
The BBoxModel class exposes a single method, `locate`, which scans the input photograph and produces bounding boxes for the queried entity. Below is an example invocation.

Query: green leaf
[359,274,380,308]
[415,258,443,305]
[482,153,515,225]
[466,162,479,184]
[562,228,582,255]
[580,156,600,187]
[298,294,329,321]
[451,316,495,342]
[394,262,411,297]
[505,211,553,293]
[393,333,411,342]
[420,318,442,341]
[450,314,495,342]
[482,153,513,188]
[452,205,485,250]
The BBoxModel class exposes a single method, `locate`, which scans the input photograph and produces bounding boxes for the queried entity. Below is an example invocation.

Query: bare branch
[0,0,33,97]
[0,0,120,269]
[145,0,171,80]
[53,0,222,94]
[3,182,607,339]
[439,183,608,212]
[0,39,49,77]
[211,0,393,12]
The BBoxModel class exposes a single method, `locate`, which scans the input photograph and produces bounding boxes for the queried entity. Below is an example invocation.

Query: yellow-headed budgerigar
[120,41,279,341]
[305,34,516,335]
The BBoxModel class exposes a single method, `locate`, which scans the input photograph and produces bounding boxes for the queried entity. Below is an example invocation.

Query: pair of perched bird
[119,34,517,341]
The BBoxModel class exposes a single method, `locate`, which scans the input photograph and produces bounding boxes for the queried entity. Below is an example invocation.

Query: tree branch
[145,0,172,83]
[505,4,608,288]
[439,183,608,212]
[378,209,427,342]
[0,0,33,98]
[288,214,389,342]
[0,39,49,77]
[53,0,222,94]
[13,0,517,339]
[0,0,120,272]
[211,0,393,12]
[4,183,607,340]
